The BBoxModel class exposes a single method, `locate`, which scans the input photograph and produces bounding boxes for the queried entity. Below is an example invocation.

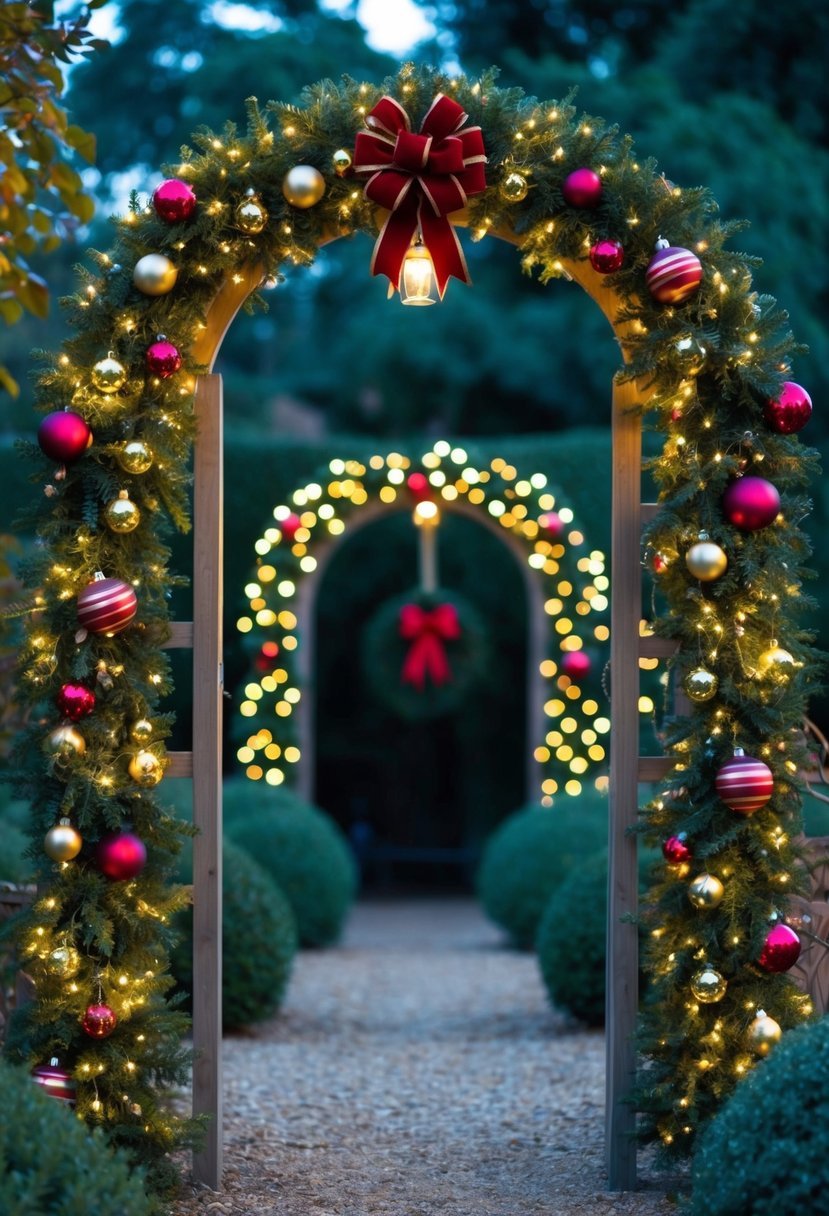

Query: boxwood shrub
[536,850,607,1026]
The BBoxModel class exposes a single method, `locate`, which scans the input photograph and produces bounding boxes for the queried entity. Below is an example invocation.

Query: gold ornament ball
[690,966,728,1003]
[687,873,724,909]
[500,171,529,203]
[129,718,154,744]
[684,667,719,703]
[686,540,728,582]
[104,490,141,533]
[748,1010,782,1056]
[234,190,269,235]
[332,148,353,177]
[48,946,80,977]
[282,164,326,209]
[44,818,83,862]
[133,253,178,296]
[758,645,796,677]
[92,354,127,394]
[117,440,153,475]
[45,724,86,760]
[128,749,163,787]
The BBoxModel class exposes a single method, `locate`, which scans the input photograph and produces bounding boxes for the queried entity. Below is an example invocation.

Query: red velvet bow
[353,93,487,298]
[399,602,462,691]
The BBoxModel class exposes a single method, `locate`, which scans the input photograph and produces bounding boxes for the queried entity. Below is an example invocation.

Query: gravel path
[174,899,679,1215]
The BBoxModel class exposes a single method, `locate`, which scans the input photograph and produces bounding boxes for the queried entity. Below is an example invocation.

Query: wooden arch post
[187,225,653,1191]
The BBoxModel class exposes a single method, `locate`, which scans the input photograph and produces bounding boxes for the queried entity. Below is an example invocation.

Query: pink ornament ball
[37,410,92,463]
[715,751,774,815]
[77,575,137,636]
[758,923,801,973]
[146,338,182,378]
[589,239,624,274]
[722,476,780,531]
[645,241,703,304]
[663,834,692,865]
[562,168,603,208]
[56,682,96,721]
[279,513,302,542]
[152,178,197,223]
[764,382,812,434]
[96,831,147,881]
[540,511,564,539]
[561,651,591,681]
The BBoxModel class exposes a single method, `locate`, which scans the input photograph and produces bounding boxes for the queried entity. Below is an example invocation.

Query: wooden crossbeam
[166,752,194,778]
[162,621,194,649]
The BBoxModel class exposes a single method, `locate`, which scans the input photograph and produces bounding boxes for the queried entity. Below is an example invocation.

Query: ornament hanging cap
[655,236,670,250]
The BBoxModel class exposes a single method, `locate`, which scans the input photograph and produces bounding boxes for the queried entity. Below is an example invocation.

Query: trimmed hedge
[536,850,607,1026]
[690,1016,829,1215]
[476,796,607,948]
[171,839,297,1030]
[0,1057,153,1216]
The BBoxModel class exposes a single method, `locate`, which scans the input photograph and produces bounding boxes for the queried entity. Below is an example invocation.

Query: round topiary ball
[476,796,607,948]
[227,795,358,946]
[690,1016,829,1215]
[0,1058,153,1215]
[171,839,297,1029]
[536,850,607,1026]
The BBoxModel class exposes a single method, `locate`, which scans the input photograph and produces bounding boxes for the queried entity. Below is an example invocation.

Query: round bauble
[96,831,147,881]
[44,818,82,862]
[764,381,812,434]
[758,923,801,973]
[683,667,719,703]
[56,682,96,721]
[561,167,602,208]
[255,641,279,672]
[688,873,724,909]
[589,239,624,274]
[48,945,80,977]
[91,354,127,394]
[77,574,137,636]
[748,1009,782,1056]
[406,472,431,502]
[685,540,728,581]
[282,165,326,209]
[37,410,92,463]
[757,644,796,678]
[104,490,141,534]
[116,440,153,475]
[82,1002,117,1039]
[45,724,85,760]
[691,965,727,1003]
[234,189,268,234]
[145,336,181,378]
[675,335,707,375]
[722,476,780,532]
[332,147,353,177]
[128,749,163,788]
[716,749,773,815]
[133,253,177,296]
[646,238,703,305]
[32,1058,76,1104]
[561,651,591,681]
[129,718,154,744]
[652,552,668,574]
[279,512,303,542]
[500,171,529,203]
[152,177,197,223]
[540,511,565,539]
[663,834,692,865]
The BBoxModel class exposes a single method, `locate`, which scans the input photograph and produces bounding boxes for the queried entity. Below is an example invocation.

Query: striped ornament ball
[645,238,703,304]
[715,749,774,815]
[77,573,137,636]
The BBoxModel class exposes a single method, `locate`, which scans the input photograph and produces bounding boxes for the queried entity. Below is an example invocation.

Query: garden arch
[17,64,814,1204]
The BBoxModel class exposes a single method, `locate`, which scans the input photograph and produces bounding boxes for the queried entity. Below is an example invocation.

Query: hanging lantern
[400,240,437,306]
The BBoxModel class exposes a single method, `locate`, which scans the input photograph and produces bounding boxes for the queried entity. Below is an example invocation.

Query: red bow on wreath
[399,602,462,691]
[353,93,487,298]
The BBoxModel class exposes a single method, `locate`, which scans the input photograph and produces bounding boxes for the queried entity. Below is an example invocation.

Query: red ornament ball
[77,575,137,636]
[722,476,780,531]
[765,381,812,435]
[406,472,431,502]
[146,337,181,378]
[279,513,302,542]
[96,831,147,881]
[652,552,668,574]
[715,750,774,815]
[152,177,197,223]
[561,651,591,681]
[56,682,96,721]
[758,923,801,973]
[32,1058,76,1104]
[645,240,703,304]
[255,640,280,672]
[589,239,624,274]
[82,1002,117,1039]
[562,168,603,208]
[663,834,692,865]
[540,511,565,539]
[37,410,92,463]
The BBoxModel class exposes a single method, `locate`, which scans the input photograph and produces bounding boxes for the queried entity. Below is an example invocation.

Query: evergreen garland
[6,60,819,1182]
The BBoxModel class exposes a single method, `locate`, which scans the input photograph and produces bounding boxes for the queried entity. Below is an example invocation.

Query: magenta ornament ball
[765,381,812,434]
[56,682,96,721]
[540,511,564,538]
[77,576,137,636]
[662,834,692,865]
[715,751,774,815]
[152,178,197,223]
[722,476,780,531]
[561,651,591,681]
[645,242,703,304]
[37,410,92,463]
[562,168,603,208]
[82,1002,117,1038]
[96,831,147,881]
[146,338,182,378]
[758,923,801,973]
[589,239,624,274]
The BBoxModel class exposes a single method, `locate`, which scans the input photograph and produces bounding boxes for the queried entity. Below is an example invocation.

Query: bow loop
[399,602,462,691]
